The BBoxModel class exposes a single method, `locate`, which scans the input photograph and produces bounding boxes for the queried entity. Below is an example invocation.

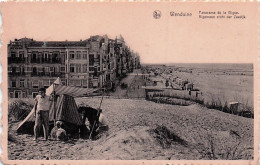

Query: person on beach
[96,109,109,134]
[33,88,53,141]
[50,121,67,140]
[55,121,67,141]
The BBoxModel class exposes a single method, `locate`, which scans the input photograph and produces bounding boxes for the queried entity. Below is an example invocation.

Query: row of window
[9,91,27,98]
[69,64,89,73]
[8,66,65,73]
[10,79,66,88]
[9,91,45,98]
[10,79,91,88]
[69,51,88,60]
[8,65,104,74]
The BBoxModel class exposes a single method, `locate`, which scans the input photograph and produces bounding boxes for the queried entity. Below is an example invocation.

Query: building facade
[8,36,140,98]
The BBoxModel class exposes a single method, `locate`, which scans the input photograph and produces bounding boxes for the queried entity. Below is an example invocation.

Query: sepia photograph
[1,2,257,164]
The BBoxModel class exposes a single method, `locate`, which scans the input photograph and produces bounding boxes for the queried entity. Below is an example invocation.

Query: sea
[165,63,253,72]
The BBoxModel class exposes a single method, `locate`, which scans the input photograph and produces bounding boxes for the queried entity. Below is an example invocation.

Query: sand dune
[9,98,253,160]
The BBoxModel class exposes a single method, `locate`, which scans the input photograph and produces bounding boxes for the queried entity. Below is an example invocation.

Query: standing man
[33,88,53,141]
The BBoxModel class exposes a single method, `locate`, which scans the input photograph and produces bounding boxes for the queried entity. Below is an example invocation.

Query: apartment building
[8,36,140,98]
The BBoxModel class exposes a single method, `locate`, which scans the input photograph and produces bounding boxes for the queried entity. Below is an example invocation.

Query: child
[55,121,67,141]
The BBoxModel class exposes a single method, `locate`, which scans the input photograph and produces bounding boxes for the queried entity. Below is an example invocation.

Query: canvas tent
[46,77,98,97]
[16,77,99,134]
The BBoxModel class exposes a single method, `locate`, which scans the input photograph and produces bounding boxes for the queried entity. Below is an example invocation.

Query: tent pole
[53,83,56,128]
[89,88,105,140]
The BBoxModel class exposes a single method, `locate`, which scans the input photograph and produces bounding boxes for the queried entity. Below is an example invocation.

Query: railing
[8,57,26,64]
[31,72,64,77]
[8,72,26,76]
[31,59,41,63]
[31,58,61,64]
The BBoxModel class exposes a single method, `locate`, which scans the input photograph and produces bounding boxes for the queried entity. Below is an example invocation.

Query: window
[32,92,38,98]
[83,64,88,72]
[32,52,37,61]
[32,67,37,74]
[32,80,39,88]
[43,52,49,62]
[89,67,94,72]
[89,54,94,66]
[11,51,16,58]
[43,80,49,88]
[38,67,43,73]
[60,66,65,72]
[12,81,16,87]
[14,91,22,98]
[82,80,88,87]
[19,51,24,59]
[21,67,25,74]
[50,67,54,72]
[97,54,100,63]
[75,80,81,87]
[70,64,75,73]
[16,67,20,73]
[12,67,16,73]
[20,80,25,87]
[53,52,59,61]
[83,51,87,59]
[26,66,31,73]
[69,80,74,86]
[8,67,12,73]
[9,92,13,98]
[76,51,81,59]
[61,80,66,85]
[69,51,75,59]
[45,67,49,72]
[89,73,94,78]
[56,66,60,72]
[76,64,81,73]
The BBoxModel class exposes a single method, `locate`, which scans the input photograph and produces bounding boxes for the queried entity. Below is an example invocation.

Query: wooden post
[53,83,56,127]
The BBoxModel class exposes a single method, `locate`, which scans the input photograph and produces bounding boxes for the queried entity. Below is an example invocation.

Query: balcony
[31,72,64,77]
[31,59,41,63]
[42,58,61,64]
[8,72,26,76]
[8,57,26,64]
[31,58,61,64]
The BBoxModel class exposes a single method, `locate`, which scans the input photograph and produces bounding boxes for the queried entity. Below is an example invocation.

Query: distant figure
[189,89,191,96]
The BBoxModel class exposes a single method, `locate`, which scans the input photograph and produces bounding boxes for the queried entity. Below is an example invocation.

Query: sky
[1,2,257,64]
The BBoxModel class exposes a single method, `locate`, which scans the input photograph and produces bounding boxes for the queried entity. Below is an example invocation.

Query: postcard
[0,1,258,165]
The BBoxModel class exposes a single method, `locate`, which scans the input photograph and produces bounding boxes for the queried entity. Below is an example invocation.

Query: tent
[46,77,98,97]
[16,77,99,134]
